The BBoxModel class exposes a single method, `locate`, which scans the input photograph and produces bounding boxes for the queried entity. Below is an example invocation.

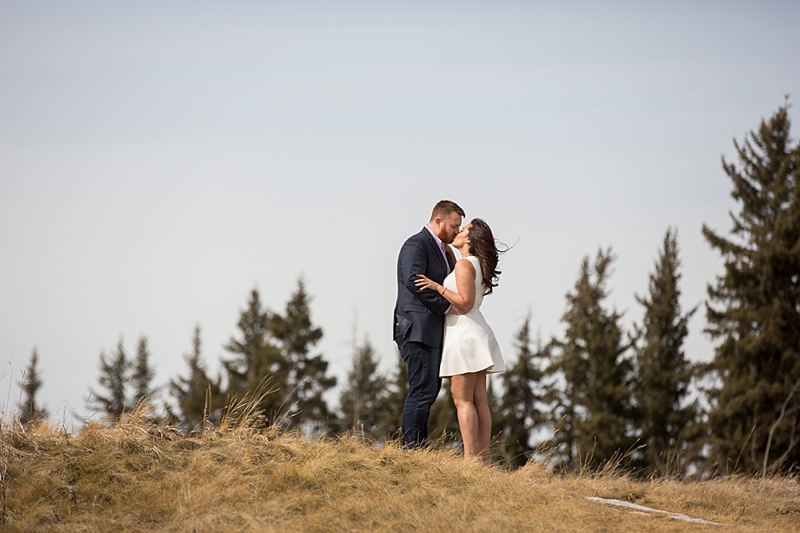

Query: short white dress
[439,255,505,377]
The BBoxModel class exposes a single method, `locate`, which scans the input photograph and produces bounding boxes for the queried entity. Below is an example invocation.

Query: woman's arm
[415,258,476,313]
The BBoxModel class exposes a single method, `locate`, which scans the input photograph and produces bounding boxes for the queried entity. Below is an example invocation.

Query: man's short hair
[430,200,465,221]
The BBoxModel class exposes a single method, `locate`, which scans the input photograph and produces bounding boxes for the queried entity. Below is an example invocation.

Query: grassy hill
[2,411,798,532]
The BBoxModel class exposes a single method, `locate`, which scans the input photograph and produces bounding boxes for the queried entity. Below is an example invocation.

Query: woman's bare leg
[473,370,492,465]
[450,373,479,460]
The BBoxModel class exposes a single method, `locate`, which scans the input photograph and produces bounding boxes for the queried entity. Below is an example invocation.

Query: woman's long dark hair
[466,218,504,295]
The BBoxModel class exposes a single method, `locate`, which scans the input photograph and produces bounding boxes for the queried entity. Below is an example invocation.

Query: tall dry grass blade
[217,378,280,433]
[733,424,757,475]
[763,377,800,476]
[0,421,8,526]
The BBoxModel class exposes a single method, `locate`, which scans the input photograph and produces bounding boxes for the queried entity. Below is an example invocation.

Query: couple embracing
[393,200,505,465]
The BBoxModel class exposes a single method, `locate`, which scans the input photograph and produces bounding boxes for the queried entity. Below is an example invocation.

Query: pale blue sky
[2,1,799,423]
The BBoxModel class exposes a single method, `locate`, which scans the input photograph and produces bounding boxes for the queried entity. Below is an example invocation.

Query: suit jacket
[393,227,455,348]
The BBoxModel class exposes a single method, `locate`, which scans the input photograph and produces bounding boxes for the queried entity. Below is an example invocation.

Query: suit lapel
[421,228,449,274]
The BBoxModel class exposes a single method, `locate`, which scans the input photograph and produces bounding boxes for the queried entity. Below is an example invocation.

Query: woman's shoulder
[465,255,483,277]
[455,256,478,273]
[460,255,480,268]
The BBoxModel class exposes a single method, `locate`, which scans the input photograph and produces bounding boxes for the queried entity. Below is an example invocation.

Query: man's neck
[425,224,444,246]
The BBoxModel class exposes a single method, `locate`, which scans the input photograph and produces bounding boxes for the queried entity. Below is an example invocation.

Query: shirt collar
[424,225,445,250]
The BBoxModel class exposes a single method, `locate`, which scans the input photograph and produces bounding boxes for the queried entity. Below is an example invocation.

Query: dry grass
[1,410,798,532]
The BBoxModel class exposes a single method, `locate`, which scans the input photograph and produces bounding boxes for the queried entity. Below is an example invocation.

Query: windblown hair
[467,218,504,295]
[429,199,465,221]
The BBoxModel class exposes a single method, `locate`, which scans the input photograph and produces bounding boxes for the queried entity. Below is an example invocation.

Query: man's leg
[399,337,442,448]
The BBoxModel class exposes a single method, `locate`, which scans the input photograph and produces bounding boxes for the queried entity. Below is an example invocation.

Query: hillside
[1,412,798,532]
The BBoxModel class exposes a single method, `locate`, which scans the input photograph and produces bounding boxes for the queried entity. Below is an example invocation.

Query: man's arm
[415,258,476,314]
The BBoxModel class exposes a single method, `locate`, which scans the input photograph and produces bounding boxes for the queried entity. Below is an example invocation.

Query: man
[394,199,465,447]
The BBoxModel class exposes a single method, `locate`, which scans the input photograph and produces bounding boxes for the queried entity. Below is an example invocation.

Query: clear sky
[2,1,799,424]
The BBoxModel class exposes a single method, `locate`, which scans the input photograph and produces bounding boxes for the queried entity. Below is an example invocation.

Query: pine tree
[268,278,336,430]
[633,228,699,476]
[382,350,408,439]
[131,335,156,408]
[223,280,336,431]
[171,324,224,429]
[496,316,547,469]
[546,249,634,470]
[702,102,800,475]
[339,338,391,439]
[18,348,47,425]
[428,385,459,442]
[542,371,577,469]
[487,376,503,457]
[223,288,285,422]
[91,338,130,420]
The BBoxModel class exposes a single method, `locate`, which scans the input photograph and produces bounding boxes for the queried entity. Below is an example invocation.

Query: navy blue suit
[394,227,454,446]
[394,228,453,346]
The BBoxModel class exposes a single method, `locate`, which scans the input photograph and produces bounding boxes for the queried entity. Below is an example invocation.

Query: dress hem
[439,364,504,378]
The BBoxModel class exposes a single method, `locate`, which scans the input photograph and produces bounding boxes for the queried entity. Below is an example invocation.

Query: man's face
[435,211,462,244]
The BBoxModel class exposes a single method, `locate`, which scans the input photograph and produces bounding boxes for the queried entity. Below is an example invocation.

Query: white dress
[439,255,505,377]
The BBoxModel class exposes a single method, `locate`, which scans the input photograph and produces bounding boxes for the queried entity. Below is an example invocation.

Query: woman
[415,218,505,465]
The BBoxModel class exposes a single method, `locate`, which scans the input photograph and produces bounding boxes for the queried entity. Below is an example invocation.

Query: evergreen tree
[428,384,459,443]
[546,249,634,470]
[339,338,391,439]
[542,344,577,469]
[382,350,408,440]
[268,278,336,430]
[171,324,224,429]
[702,102,800,474]
[633,228,699,476]
[223,288,285,422]
[223,280,336,430]
[132,335,156,408]
[18,348,47,425]
[487,376,504,458]
[91,338,130,419]
[496,316,547,469]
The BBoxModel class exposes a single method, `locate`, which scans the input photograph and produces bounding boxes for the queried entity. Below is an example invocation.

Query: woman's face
[452,223,472,250]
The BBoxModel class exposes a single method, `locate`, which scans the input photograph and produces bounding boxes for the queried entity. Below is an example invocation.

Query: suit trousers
[397,332,442,447]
